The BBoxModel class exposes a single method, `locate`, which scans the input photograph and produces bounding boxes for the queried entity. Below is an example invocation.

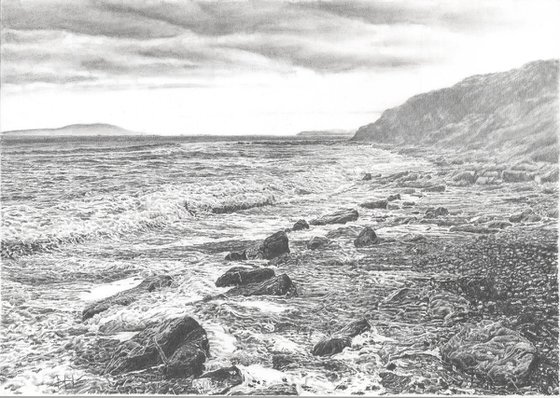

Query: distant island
[1,123,147,137]
[296,129,354,137]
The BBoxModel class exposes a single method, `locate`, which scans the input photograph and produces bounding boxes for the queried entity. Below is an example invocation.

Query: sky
[1,0,559,135]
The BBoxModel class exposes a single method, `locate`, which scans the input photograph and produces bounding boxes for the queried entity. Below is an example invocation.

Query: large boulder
[310,209,359,225]
[292,219,309,231]
[228,274,297,297]
[359,200,388,209]
[312,319,371,356]
[354,227,379,247]
[307,236,329,250]
[215,267,275,287]
[105,315,209,377]
[82,275,173,320]
[441,321,537,386]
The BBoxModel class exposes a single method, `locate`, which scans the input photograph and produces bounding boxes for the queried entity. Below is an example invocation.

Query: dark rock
[272,353,298,370]
[387,194,401,201]
[401,188,416,194]
[379,371,412,394]
[292,219,309,231]
[260,231,290,260]
[424,207,449,218]
[509,209,542,223]
[82,275,173,320]
[310,209,359,225]
[487,221,512,229]
[194,366,243,395]
[105,315,209,377]
[402,201,415,207]
[215,267,275,287]
[354,227,378,247]
[360,200,388,209]
[362,173,372,181]
[225,251,247,261]
[427,292,470,321]
[307,236,329,250]
[312,319,371,356]
[229,274,297,297]
[502,170,534,183]
[423,184,446,192]
[232,384,298,396]
[441,321,536,385]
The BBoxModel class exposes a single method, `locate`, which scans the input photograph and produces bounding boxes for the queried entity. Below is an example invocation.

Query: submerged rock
[509,209,542,223]
[215,267,275,287]
[453,171,477,184]
[502,170,534,183]
[362,173,372,181]
[486,221,512,229]
[422,184,446,192]
[540,168,559,183]
[387,194,401,201]
[360,200,388,209]
[312,319,371,356]
[441,321,536,386]
[292,219,310,231]
[379,371,412,394]
[193,366,243,395]
[354,227,378,247]
[82,275,173,320]
[425,207,449,218]
[229,274,297,297]
[307,236,329,250]
[105,315,209,377]
[310,209,359,225]
[225,251,247,261]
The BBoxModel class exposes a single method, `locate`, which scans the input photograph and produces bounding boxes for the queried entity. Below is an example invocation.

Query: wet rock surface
[215,267,275,287]
[82,275,173,320]
[307,236,329,250]
[193,366,243,395]
[310,209,359,225]
[359,199,388,209]
[354,227,378,247]
[292,219,309,231]
[105,315,209,377]
[312,319,371,356]
[228,274,298,297]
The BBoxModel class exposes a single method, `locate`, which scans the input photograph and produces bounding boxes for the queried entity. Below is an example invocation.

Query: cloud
[1,0,558,89]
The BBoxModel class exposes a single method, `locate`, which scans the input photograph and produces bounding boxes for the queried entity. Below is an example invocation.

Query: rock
[401,188,416,194]
[260,231,290,260]
[215,267,275,287]
[105,315,209,377]
[449,225,498,234]
[360,200,388,209]
[310,209,359,225]
[547,208,559,218]
[402,233,427,242]
[424,207,449,218]
[229,274,297,297]
[292,219,309,231]
[487,221,512,229]
[540,168,559,183]
[193,366,243,395]
[441,321,537,385]
[387,194,401,201]
[453,171,477,184]
[422,184,446,192]
[379,371,412,394]
[272,353,298,370]
[232,384,298,396]
[509,209,542,223]
[387,203,400,210]
[502,170,534,183]
[362,173,372,181]
[312,319,371,356]
[475,176,499,185]
[227,231,290,261]
[402,201,415,207]
[225,252,247,261]
[307,236,329,250]
[82,275,173,320]
[427,292,470,321]
[354,227,378,247]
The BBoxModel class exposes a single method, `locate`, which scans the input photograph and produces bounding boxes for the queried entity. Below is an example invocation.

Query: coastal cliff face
[352,60,559,162]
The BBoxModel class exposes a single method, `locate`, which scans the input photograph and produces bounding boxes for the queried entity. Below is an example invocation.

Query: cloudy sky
[1,0,558,134]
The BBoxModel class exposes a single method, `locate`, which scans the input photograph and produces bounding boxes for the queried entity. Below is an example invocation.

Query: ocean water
[0,135,478,394]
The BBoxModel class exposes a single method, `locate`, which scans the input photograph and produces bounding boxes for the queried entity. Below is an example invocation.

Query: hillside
[2,123,146,136]
[352,60,559,162]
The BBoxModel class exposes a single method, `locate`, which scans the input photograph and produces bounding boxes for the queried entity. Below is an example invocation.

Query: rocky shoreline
[55,146,560,395]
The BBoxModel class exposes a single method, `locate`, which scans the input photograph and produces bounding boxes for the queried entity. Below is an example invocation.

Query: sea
[1,135,451,394]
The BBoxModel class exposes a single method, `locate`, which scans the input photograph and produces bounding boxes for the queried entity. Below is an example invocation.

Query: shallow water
[0,136,556,394]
